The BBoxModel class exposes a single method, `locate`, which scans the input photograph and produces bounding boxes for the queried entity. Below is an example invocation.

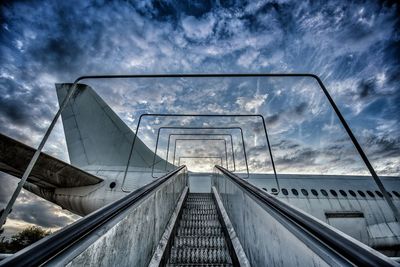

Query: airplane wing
[0,133,103,189]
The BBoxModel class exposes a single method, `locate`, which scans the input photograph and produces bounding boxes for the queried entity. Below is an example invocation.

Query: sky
[0,0,399,237]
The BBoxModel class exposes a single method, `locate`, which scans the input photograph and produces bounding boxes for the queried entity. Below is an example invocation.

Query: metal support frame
[150,126,250,180]
[172,139,228,169]
[2,73,397,230]
[126,113,277,191]
[178,157,223,169]
[165,133,236,172]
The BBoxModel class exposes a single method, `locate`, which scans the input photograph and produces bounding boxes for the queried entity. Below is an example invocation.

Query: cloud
[181,13,216,40]
[236,93,268,112]
[237,49,260,68]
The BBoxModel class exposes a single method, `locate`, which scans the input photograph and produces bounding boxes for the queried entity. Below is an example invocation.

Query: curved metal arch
[124,114,279,193]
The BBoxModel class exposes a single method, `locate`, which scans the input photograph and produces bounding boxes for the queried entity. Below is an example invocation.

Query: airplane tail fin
[56,83,165,169]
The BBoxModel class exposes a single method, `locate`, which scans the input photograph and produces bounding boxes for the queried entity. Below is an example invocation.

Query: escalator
[166,193,232,266]
[1,165,398,267]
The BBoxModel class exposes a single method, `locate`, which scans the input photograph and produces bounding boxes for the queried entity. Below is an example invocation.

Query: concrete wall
[212,174,346,267]
[49,171,187,267]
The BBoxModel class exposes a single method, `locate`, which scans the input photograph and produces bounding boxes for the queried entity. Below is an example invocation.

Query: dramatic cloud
[0,0,399,238]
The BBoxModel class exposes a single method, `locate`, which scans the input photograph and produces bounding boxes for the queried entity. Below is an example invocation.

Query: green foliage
[0,226,51,253]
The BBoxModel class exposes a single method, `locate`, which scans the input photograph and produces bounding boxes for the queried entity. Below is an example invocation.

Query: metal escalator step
[185,202,214,206]
[179,220,221,228]
[182,209,217,215]
[168,247,230,264]
[184,204,216,210]
[177,226,223,236]
[181,214,219,221]
[166,193,232,265]
[174,236,226,248]
[187,195,213,198]
[166,265,232,267]
[186,198,213,202]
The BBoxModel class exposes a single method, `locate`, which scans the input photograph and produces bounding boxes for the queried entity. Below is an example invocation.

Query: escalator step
[179,220,221,228]
[182,209,217,215]
[174,236,226,248]
[166,264,232,267]
[168,247,230,264]
[181,214,219,221]
[185,204,216,210]
[166,193,232,265]
[177,226,223,236]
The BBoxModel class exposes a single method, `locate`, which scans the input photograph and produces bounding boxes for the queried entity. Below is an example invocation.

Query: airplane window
[311,189,318,196]
[367,191,375,197]
[339,190,347,197]
[282,188,288,195]
[393,191,400,198]
[375,191,383,197]
[301,189,308,196]
[321,189,328,196]
[348,190,356,197]
[358,190,366,197]
[263,188,267,191]
[271,188,278,194]
[387,192,393,197]
[292,189,299,196]
[330,189,338,197]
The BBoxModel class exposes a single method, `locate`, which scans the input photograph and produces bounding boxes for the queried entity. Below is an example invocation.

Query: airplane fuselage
[29,167,400,256]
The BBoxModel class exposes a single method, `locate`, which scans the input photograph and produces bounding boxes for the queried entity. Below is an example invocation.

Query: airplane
[0,82,399,257]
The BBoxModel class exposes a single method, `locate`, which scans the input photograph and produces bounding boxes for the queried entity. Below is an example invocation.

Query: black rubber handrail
[214,165,398,267]
[0,166,186,267]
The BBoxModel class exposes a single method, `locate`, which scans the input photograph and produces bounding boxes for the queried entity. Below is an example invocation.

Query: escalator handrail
[214,165,398,267]
[0,166,187,267]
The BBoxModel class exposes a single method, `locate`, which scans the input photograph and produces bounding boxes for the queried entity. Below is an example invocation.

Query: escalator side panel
[213,175,346,266]
[49,172,187,267]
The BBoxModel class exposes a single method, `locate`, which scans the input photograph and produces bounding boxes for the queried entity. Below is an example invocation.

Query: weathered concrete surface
[48,172,186,267]
[213,174,342,267]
